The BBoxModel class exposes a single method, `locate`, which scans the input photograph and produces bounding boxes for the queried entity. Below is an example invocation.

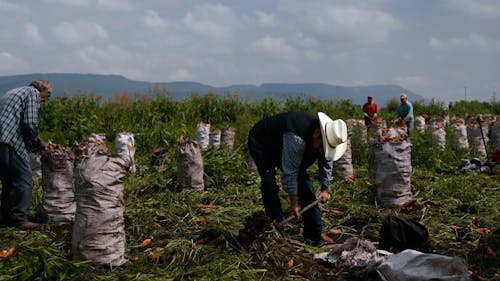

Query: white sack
[377,249,471,281]
[72,149,128,266]
[40,149,76,223]
[196,122,210,150]
[369,140,413,208]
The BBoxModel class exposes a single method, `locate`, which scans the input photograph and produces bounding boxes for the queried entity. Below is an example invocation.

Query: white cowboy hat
[318,112,348,161]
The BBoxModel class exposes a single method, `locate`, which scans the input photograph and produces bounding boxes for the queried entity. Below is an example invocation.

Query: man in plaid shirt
[0,79,52,230]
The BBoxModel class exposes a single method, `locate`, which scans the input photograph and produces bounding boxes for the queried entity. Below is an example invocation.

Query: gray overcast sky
[1,0,499,102]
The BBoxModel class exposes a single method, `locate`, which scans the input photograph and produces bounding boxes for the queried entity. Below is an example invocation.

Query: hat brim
[318,112,348,161]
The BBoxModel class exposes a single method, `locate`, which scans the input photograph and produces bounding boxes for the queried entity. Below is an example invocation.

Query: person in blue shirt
[247,112,347,243]
[0,80,51,230]
[397,93,414,135]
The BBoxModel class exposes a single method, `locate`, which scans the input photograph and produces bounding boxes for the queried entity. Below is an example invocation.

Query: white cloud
[0,51,29,74]
[97,0,133,12]
[140,10,168,29]
[443,0,500,18]
[24,23,44,47]
[429,37,443,49]
[295,33,318,49]
[0,0,23,11]
[429,33,497,51]
[44,0,133,11]
[75,45,147,79]
[394,75,428,89]
[251,35,297,61]
[43,0,90,7]
[316,7,399,42]
[183,3,237,40]
[278,0,400,43]
[52,20,108,46]
[255,11,274,27]
[168,69,193,81]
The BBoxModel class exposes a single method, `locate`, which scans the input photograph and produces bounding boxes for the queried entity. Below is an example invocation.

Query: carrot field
[0,92,499,280]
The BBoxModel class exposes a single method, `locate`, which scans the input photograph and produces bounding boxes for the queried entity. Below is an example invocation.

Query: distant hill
[0,73,422,105]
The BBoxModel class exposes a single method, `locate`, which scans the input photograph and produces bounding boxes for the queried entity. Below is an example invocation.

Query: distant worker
[362,95,378,127]
[397,93,414,135]
[247,112,347,244]
[0,79,51,230]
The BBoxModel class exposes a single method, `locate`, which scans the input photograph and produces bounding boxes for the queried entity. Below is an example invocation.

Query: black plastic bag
[379,215,431,253]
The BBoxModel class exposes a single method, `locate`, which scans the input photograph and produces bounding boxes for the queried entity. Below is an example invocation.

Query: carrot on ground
[140,238,152,248]
[196,204,222,209]
[0,248,14,258]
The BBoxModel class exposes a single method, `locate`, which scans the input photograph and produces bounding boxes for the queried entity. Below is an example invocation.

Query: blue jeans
[0,143,33,226]
[254,163,323,239]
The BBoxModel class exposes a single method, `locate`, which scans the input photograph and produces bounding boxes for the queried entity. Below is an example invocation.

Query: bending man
[247,112,347,243]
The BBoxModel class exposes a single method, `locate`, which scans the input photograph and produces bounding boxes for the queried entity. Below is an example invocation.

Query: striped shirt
[281,132,333,195]
[0,86,41,161]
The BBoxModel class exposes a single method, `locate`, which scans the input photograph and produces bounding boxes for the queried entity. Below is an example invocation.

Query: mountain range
[0,73,422,105]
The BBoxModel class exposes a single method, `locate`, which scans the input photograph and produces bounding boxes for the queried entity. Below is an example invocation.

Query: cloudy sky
[1,0,499,102]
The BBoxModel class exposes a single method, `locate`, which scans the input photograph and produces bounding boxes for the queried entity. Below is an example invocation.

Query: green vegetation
[1,93,499,280]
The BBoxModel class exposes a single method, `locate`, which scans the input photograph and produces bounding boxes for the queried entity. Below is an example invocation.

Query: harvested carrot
[475,228,491,234]
[329,209,344,216]
[0,248,14,258]
[329,228,342,235]
[195,237,210,244]
[140,238,152,248]
[287,259,294,267]
[194,217,206,225]
[469,217,478,225]
[148,252,161,260]
[448,225,457,230]
[196,204,222,209]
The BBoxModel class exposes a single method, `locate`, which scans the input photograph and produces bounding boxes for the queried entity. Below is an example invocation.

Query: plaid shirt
[0,86,41,161]
[281,132,333,196]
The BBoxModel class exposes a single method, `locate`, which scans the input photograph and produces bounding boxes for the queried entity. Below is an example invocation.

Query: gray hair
[29,79,52,93]
[400,93,407,99]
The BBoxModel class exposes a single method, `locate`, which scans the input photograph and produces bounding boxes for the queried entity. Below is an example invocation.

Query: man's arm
[403,103,414,122]
[21,88,41,150]
[317,157,333,202]
[282,132,305,219]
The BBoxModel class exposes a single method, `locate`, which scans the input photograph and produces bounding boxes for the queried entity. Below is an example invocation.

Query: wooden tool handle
[280,198,321,225]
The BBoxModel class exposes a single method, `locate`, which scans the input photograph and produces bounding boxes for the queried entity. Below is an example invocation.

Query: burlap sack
[333,138,354,179]
[176,137,204,191]
[368,140,413,208]
[40,148,76,223]
[467,126,487,159]
[221,127,236,150]
[196,122,210,150]
[451,123,469,150]
[209,129,221,148]
[428,119,446,149]
[72,139,128,266]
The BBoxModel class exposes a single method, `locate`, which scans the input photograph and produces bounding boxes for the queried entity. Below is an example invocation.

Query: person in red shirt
[362,95,378,126]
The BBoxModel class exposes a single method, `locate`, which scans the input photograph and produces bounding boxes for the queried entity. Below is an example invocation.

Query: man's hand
[319,189,330,203]
[31,140,47,153]
[289,195,300,220]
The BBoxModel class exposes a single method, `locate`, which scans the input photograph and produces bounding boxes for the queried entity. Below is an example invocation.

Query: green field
[0,93,499,280]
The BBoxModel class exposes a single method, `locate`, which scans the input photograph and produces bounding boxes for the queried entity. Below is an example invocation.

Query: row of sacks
[195,122,236,150]
[171,123,237,192]
[33,133,135,266]
[417,116,500,158]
